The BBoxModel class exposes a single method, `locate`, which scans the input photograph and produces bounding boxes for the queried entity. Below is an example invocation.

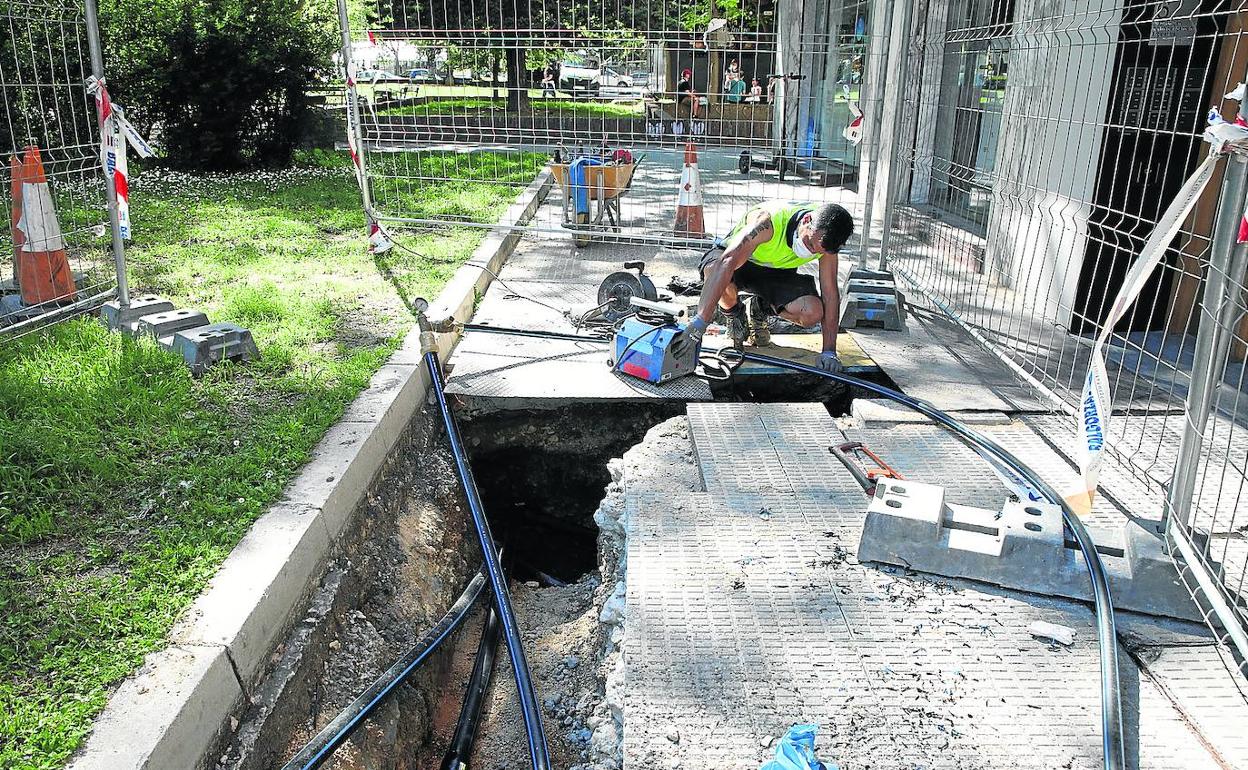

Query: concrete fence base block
[135,308,210,339]
[858,478,1205,622]
[67,644,243,770]
[100,295,175,331]
[171,322,260,374]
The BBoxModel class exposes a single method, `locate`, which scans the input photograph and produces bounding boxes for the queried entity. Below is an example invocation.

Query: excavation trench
[234,380,854,770]
[410,386,857,770]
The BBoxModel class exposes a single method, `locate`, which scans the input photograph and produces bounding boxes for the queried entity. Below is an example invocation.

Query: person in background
[723,58,741,90]
[541,68,556,98]
[766,74,780,103]
[677,68,700,117]
[746,77,764,103]
[726,70,747,104]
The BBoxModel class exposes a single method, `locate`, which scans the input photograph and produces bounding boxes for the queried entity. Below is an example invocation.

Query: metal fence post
[876,0,914,271]
[1164,152,1247,530]
[336,0,374,216]
[857,0,896,268]
[83,0,129,308]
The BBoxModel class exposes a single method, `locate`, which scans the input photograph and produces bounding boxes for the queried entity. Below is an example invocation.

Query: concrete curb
[68,168,553,770]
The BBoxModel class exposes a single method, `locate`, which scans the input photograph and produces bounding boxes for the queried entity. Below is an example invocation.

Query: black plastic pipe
[440,604,503,770]
[457,322,1125,770]
[281,567,489,770]
[421,323,552,770]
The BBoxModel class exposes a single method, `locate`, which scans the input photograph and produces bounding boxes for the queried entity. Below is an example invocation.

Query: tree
[98,0,337,170]
[391,0,659,111]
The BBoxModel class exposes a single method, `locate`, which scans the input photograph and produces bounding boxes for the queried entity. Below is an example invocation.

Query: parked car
[559,58,601,95]
[407,68,434,82]
[602,68,633,88]
[357,69,404,83]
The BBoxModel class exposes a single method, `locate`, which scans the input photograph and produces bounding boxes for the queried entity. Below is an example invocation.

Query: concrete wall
[982,0,1121,326]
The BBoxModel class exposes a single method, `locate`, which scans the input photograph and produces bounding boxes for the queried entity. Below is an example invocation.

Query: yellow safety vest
[727,202,814,269]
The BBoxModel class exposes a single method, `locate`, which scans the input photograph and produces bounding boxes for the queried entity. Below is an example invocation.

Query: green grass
[0,148,542,770]
[381,96,644,119]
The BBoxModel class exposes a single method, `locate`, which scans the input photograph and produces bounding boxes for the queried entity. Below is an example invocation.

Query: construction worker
[678,201,853,372]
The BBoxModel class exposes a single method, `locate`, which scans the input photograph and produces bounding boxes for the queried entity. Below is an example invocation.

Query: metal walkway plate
[848,304,1054,413]
[620,402,1226,769]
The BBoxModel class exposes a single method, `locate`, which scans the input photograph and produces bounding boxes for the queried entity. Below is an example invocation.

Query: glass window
[814,1,871,168]
[930,0,1014,228]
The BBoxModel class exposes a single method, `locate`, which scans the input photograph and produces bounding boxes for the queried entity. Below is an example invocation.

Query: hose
[440,603,503,770]
[421,334,552,770]
[456,322,1125,770]
[281,566,490,770]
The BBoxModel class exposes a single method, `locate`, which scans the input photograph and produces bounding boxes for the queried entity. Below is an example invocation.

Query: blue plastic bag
[759,724,839,770]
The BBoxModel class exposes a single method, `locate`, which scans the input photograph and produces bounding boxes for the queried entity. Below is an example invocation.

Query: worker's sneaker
[746,295,771,346]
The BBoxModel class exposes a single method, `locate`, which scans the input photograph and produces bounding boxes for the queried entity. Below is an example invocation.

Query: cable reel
[596,261,658,322]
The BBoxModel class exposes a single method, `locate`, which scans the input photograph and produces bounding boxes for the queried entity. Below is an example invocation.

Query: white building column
[985,0,1121,326]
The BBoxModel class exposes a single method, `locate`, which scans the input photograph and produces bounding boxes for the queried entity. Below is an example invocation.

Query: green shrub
[99,0,337,170]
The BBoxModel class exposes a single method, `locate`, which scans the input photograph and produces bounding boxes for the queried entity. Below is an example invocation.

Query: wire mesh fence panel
[886,0,1248,668]
[1,0,116,339]
[345,0,896,251]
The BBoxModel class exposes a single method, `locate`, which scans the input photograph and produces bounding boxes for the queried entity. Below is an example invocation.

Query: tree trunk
[505,46,530,111]
[491,52,500,102]
[708,50,722,107]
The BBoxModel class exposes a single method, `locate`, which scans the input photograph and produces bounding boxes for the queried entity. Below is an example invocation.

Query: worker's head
[793,203,853,258]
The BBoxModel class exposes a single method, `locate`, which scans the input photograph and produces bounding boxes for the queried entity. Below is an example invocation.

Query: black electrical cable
[454,322,1125,770]
[421,333,552,770]
[440,603,503,770]
[281,566,490,770]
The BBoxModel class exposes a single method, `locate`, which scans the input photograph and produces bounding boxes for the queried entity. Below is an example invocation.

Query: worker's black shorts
[699,248,818,315]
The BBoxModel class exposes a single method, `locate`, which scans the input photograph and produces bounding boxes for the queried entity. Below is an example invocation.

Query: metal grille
[884,0,1248,671]
[1,0,120,339]
[342,0,890,248]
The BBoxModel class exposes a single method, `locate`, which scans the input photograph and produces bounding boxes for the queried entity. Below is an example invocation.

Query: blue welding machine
[610,317,699,384]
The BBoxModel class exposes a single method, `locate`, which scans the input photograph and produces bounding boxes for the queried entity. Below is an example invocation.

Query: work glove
[672,316,708,358]
[817,350,843,374]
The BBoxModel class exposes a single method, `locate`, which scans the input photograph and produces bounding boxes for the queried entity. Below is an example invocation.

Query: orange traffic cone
[674,142,705,237]
[14,146,75,305]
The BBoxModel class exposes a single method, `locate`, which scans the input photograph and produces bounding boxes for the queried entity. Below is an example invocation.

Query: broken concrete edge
[67,169,554,770]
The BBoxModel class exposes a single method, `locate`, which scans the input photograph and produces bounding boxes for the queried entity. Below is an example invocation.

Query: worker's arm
[818,250,840,354]
[695,212,772,324]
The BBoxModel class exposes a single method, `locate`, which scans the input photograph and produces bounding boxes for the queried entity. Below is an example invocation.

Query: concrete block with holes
[858,477,1205,621]
[135,308,210,341]
[101,295,175,331]
[840,268,907,331]
[171,322,260,375]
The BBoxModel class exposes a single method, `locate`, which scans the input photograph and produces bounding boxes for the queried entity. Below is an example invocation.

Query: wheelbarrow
[550,156,643,247]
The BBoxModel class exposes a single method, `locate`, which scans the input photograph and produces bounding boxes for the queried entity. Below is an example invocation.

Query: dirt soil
[420,576,610,770]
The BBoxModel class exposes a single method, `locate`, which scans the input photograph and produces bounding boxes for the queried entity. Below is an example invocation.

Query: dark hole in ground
[459,369,887,583]
[463,403,683,584]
